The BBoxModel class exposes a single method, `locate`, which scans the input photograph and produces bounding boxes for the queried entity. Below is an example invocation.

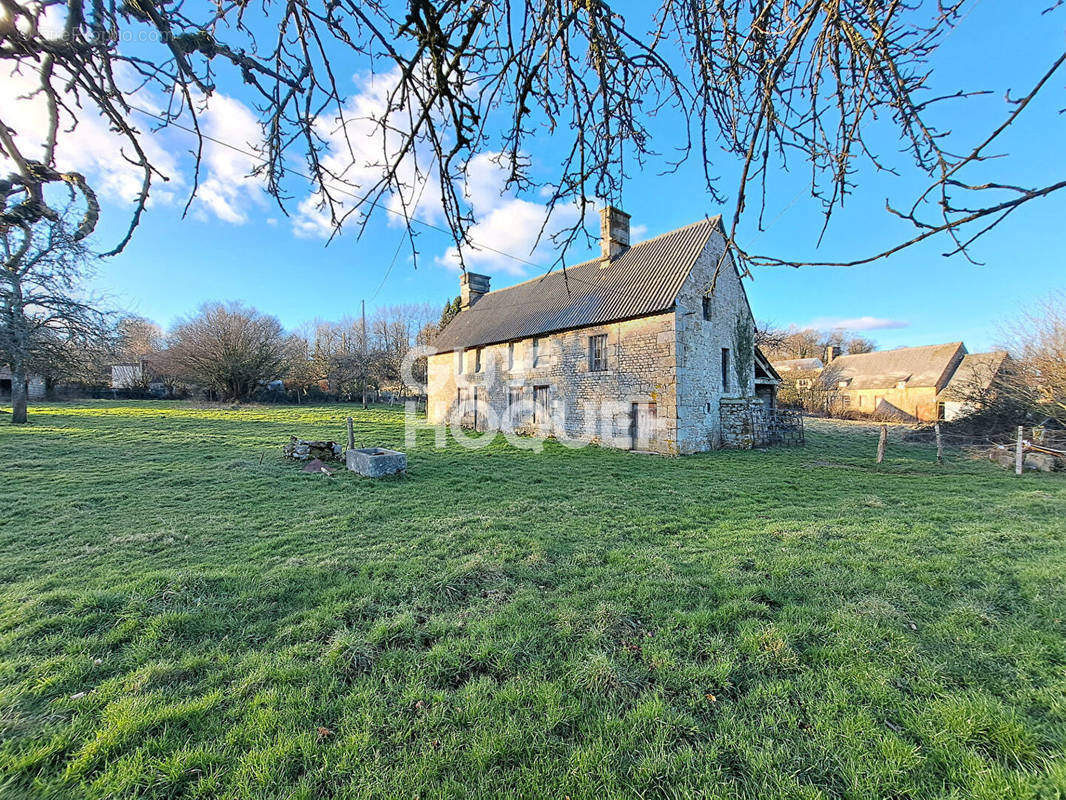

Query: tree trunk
[10,362,28,424]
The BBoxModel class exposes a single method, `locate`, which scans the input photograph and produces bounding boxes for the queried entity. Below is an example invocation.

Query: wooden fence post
[347,416,355,451]
[877,425,887,464]
[1015,425,1024,475]
[935,423,943,465]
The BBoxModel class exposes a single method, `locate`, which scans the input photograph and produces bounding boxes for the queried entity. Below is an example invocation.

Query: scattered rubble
[284,437,342,461]
[988,444,1064,472]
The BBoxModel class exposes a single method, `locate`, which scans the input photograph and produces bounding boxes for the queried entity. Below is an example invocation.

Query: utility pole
[361,299,368,409]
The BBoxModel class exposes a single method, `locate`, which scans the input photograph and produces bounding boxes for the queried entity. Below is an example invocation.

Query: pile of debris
[283,437,342,461]
[988,435,1065,472]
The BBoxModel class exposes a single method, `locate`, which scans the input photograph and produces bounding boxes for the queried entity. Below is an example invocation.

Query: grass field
[0,402,1064,799]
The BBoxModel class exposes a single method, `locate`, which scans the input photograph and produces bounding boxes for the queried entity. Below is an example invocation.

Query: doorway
[631,402,657,450]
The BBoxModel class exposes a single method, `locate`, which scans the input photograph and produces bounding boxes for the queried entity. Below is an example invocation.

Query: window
[456,348,465,375]
[507,342,515,370]
[839,394,851,407]
[702,296,713,321]
[533,385,549,424]
[475,348,483,373]
[588,334,608,371]
[721,348,731,392]
[532,337,541,367]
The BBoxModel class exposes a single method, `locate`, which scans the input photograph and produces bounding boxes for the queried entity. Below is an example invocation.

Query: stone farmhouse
[775,342,1009,422]
[426,207,782,454]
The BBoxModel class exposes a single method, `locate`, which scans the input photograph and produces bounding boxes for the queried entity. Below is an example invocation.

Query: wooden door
[631,402,657,449]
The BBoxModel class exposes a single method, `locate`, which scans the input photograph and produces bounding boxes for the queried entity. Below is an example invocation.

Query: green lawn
[0,402,1064,799]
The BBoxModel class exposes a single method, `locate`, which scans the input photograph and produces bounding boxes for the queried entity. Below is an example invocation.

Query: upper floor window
[456,349,465,375]
[589,334,608,372]
[702,296,713,321]
[532,337,541,367]
[721,347,731,392]
[475,348,483,373]
[507,342,515,370]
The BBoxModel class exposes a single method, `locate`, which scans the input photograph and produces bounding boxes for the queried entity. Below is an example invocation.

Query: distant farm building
[773,342,1009,422]
[0,366,45,401]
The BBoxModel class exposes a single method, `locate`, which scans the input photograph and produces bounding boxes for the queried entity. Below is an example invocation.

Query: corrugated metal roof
[830,342,965,390]
[434,218,719,350]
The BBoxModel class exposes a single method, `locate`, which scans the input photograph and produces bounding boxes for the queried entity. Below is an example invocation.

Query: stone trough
[346,447,407,477]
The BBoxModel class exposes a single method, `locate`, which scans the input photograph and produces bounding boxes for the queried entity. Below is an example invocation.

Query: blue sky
[22,2,1065,352]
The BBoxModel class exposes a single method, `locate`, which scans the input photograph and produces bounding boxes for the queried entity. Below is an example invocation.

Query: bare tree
[2,1,1061,270]
[1,205,109,422]
[1001,292,1066,423]
[108,315,165,390]
[754,321,789,356]
[166,303,289,400]
[115,316,164,362]
[778,362,844,414]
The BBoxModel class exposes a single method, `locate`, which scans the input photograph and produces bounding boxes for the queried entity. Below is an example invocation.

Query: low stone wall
[720,398,765,448]
[720,398,804,449]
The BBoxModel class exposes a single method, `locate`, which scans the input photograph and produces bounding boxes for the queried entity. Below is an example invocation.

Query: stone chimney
[600,205,631,264]
[460,272,491,310]
[824,345,839,364]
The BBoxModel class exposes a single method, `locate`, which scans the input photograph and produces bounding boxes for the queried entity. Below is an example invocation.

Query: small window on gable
[589,334,608,372]
[702,296,713,321]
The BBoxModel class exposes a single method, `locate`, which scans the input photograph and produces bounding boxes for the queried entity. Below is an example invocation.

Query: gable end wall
[673,229,756,453]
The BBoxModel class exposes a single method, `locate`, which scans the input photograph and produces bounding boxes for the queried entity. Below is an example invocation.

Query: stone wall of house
[427,312,679,454]
[673,228,756,453]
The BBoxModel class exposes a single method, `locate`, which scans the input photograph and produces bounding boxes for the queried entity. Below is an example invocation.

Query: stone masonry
[427,313,679,454]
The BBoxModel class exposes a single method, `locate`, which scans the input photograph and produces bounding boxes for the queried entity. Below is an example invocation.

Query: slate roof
[940,351,1008,399]
[829,342,965,391]
[434,218,720,350]
[772,357,824,372]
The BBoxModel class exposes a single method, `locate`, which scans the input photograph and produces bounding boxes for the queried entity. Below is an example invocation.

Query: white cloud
[0,60,272,227]
[435,152,597,276]
[289,67,444,239]
[807,316,910,331]
[186,92,266,224]
[0,64,184,208]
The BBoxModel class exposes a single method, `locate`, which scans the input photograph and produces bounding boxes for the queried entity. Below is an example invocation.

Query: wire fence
[799,415,1065,473]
